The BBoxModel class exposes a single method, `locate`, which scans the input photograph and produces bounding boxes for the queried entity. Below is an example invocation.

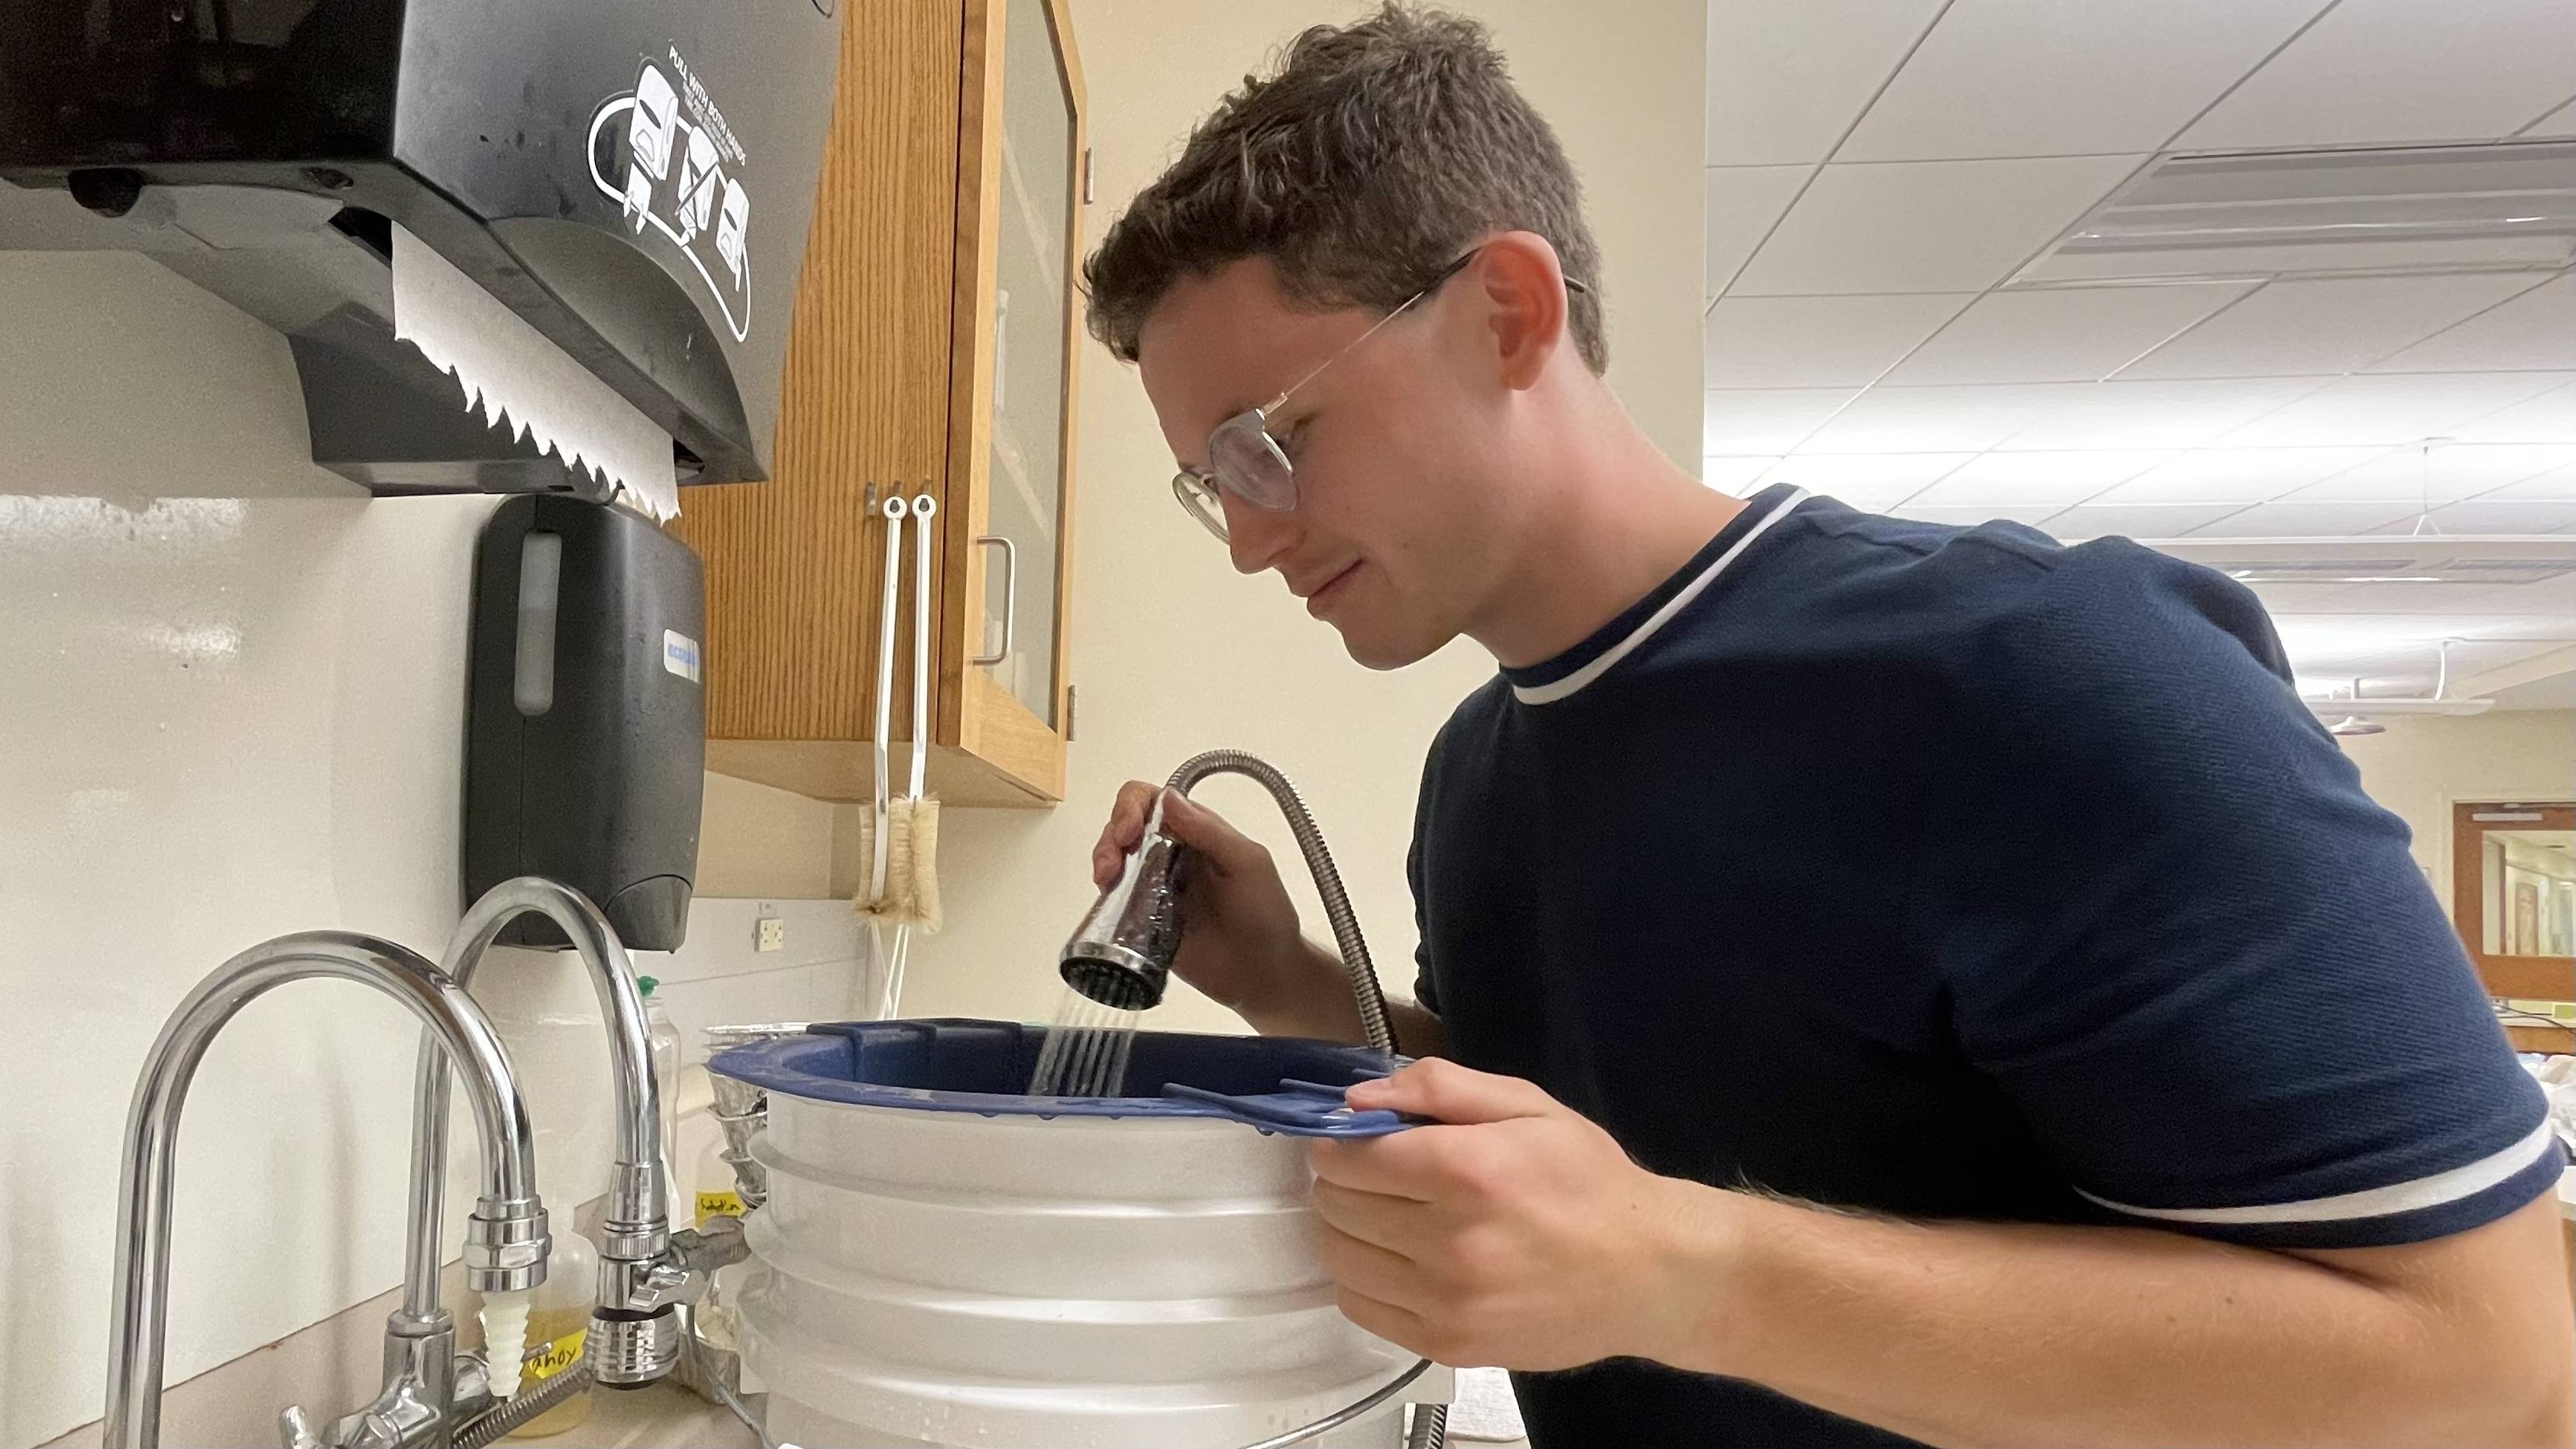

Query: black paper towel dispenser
[466,495,705,952]
[0,0,840,503]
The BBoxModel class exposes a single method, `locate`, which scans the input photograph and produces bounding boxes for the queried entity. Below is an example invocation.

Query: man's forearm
[1241,940,1448,1057]
[1655,1187,2572,1448]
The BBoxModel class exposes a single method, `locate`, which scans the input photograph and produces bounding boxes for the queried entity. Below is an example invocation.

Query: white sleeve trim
[2076,1118,2558,1226]
[1511,490,1809,706]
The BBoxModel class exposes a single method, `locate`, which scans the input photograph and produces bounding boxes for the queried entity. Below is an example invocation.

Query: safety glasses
[1171,251,1588,542]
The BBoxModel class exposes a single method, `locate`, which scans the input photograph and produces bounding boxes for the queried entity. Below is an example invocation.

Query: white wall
[0,252,843,1445]
[2335,710,2576,912]
[900,0,1708,1030]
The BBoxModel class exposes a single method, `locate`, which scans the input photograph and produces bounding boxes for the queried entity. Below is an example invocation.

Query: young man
[1082,8,2572,1446]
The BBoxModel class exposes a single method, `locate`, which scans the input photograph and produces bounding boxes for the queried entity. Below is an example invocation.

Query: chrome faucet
[104,932,548,1449]
[329,877,688,1449]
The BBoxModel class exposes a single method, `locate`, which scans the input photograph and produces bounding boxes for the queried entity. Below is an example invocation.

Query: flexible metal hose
[1165,752,1440,1447]
[1166,750,1399,1057]
[453,1363,593,1449]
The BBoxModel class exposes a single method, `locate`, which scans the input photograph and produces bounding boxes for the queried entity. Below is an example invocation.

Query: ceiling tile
[2469,574,2576,616]
[1703,388,1858,454]
[2177,0,2576,149]
[1880,283,2251,385]
[1730,155,2143,296]
[1702,456,1786,495]
[2409,500,2576,534]
[1707,0,1950,166]
[2118,275,2545,380]
[1795,383,2091,453]
[1705,167,1813,298]
[2092,445,2391,504]
[2450,378,2576,444]
[2477,463,2576,502]
[1837,0,2326,162]
[1912,449,2174,506]
[1888,503,2067,528]
[2294,442,2576,500]
[2293,581,2544,613]
[1999,377,2332,450]
[2367,274,2576,374]
[2048,503,2245,539]
[1757,452,1975,509]
[2216,372,2573,447]
[2246,581,2374,613]
[2524,97,2576,137]
[2287,639,2564,697]
[1704,293,1973,387]
[2193,500,2420,536]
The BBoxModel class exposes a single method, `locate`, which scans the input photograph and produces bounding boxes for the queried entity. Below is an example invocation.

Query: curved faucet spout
[403,878,673,1383]
[406,878,661,1314]
[104,932,545,1449]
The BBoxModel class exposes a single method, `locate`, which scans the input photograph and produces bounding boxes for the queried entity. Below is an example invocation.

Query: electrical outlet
[757,915,785,953]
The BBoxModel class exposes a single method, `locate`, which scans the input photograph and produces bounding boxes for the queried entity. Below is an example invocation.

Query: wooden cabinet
[670,0,1084,808]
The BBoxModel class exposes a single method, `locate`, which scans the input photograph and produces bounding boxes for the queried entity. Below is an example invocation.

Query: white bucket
[719,1021,1446,1449]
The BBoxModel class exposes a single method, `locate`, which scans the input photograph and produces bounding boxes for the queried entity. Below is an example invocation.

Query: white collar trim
[1510,489,1808,707]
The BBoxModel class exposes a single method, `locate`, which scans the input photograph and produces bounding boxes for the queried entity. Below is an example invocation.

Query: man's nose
[1223,493,1298,577]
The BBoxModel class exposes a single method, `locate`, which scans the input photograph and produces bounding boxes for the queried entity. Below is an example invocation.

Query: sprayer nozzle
[1059,830,1185,1011]
[1062,951,1166,1011]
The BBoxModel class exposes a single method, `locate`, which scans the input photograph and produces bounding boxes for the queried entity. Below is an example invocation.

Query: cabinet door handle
[971,535,1018,666]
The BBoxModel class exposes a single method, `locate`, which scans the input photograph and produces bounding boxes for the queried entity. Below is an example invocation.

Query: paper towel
[390,222,678,520]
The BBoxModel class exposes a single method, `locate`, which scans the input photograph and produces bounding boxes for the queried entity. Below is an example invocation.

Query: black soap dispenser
[465,495,706,950]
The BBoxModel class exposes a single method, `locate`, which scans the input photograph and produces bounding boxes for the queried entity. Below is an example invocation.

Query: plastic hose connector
[479,1289,531,1399]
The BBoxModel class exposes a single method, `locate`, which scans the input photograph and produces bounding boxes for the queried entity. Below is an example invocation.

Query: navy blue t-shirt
[1409,485,2556,1449]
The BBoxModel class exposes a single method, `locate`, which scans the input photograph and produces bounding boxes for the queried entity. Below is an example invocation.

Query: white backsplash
[651,898,872,1061]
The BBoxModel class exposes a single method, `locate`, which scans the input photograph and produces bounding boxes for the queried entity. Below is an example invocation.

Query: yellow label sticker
[524,1328,586,1383]
[696,1190,745,1227]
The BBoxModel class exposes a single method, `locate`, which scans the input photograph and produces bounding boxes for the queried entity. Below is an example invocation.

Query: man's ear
[1469,231,1572,391]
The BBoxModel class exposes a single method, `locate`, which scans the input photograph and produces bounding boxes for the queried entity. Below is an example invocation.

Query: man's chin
[1332,617,1450,672]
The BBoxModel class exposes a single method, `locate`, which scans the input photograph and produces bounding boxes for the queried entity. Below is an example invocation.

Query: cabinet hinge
[1064,684,1078,742]
[1081,148,1094,205]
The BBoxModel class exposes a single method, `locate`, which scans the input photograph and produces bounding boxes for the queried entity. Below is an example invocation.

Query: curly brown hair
[1082,3,1607,375]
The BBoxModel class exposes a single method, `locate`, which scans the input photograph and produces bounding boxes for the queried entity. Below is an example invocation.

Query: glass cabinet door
[978,0,1074,728]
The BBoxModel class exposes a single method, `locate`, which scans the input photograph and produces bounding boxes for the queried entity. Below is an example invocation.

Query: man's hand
[1308,1058,1714,1370]
[1088,782,1362,1039]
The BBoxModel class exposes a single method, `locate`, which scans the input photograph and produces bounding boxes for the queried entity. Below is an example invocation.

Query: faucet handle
[279,1405,323,1449]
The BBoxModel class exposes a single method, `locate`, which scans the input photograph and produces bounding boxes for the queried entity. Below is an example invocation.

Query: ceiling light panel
[2014,142,2576,286]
